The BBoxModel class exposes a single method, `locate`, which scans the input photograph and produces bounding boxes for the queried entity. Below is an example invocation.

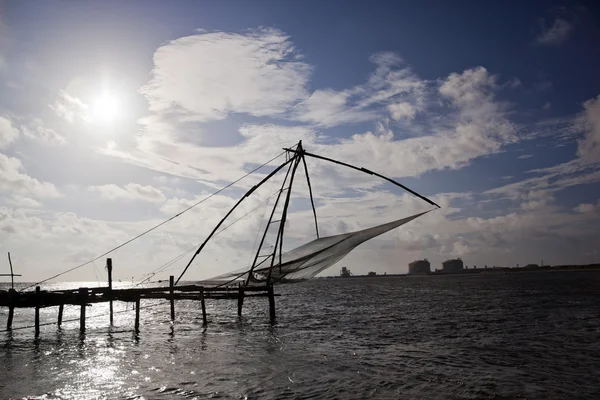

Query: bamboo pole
[134,298,140,333]
[268,285,276,322]
[35,286,41,336]
[107,258,113,325]
[169,275,175,322]
[57,303,64,328]
[8,252,14,289]
[7,288,15,330]
[237,284,244,317]
[200,288,207,325]
[79,287,88,332]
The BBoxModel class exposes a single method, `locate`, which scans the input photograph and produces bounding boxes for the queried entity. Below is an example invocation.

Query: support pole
[8,252,14,289]
[57,304,64,328]
[200,288,207,325]
[176,156,295,285]
[237,284,245,317]
[169,275,175,322]
[134,298,140,333]
[268,285,276,322]
[7,288,15,331]
[107,258,113,325]
[79,287,88,333]
[35,286,41,337]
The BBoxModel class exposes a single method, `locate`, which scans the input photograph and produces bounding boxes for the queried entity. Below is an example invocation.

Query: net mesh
[205,210,430,286]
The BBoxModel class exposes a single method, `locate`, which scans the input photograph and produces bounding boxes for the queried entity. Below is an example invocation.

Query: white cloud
[518,154,533,159]
[535,18,572,46]
[140,27,311,127]
[577,95,600,163]
[292,89,375,127]
[574,202,597,213]
[0,153,61,198]
[88,183,166,203]
[8,195,42,208]
[49,90,89,123]
[21,122,67,146]
[388,102,416,120]
[0,116,19,149]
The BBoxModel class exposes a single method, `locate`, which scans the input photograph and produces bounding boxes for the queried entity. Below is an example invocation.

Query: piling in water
[79,287,88,333]
[169,275,175,322]
[34,286,41,336]
[107,258,113,325]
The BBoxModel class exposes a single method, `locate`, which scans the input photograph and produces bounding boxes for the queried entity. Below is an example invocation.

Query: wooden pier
[0,258,278,336]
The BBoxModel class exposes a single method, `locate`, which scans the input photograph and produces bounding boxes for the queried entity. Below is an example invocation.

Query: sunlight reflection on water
[1,273,600,399]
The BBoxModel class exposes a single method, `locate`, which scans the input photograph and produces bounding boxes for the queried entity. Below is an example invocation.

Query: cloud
[518,154,533,159]
[0,116,19,148]
[387,102,416,120]
[577,95,600,163]
[291,89,375,127]
[535,17,572,46]
[0,153,61,198]
[49,90,89,123]
[140,27,311,127]
[21,121,67,146]
[88,183,166,203]
[8,195,42,208]
[574,202,597,213]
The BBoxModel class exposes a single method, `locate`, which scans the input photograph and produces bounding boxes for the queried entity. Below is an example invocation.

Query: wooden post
[237,284,245,317]
[6,288,15,330]
[200,288,207,325]
[169,275,175,322]
[57,304,64,328]
[268,284,276,322]
[79,287,88,333]
[134,298,140,333]
[8,252,14,289]
[35,286,41,337]
[107,258,113,325]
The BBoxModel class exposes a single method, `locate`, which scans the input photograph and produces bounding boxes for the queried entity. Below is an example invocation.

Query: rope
[132,190,283,287]
[19,151,285,291]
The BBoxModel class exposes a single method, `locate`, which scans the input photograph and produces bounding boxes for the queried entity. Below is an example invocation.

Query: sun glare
[92,93,120,123]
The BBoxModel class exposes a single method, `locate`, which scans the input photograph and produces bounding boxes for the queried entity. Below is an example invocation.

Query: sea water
[1,271,599,399]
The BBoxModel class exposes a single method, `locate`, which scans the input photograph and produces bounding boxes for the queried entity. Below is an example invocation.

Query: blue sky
[1,1,599,282]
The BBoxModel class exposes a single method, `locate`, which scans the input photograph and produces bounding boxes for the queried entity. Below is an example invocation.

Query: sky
[1,0,599,283]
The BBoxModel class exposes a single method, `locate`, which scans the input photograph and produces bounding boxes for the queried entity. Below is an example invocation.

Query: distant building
[367,271,377,276]
[442,258,464,272]
[408,259,431,275]
[340,267,352,278]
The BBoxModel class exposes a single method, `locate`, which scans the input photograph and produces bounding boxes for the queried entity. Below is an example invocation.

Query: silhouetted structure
[442,258,464,272]
[408,259,431,274]
[340,267,352,278]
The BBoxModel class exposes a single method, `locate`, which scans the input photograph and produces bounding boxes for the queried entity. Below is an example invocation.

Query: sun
[91,93,120,123]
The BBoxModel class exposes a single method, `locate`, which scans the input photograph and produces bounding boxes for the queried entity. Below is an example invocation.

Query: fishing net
[207,210,430,286]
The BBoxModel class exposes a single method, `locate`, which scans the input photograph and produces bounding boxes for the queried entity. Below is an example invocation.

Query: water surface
[1,271,599,399]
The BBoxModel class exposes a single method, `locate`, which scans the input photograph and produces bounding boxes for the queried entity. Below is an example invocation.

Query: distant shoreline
[321,264,600,279]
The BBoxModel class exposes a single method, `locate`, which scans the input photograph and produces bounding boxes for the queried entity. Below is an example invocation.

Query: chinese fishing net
[206,210,430,286]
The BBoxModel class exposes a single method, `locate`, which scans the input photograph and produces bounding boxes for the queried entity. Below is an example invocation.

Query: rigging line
[246,167,279,272]
[285,148,441,209]
[134,190,283,287]
[175,155,296,285]
[19,151,286,292]
[300,153,319,239]
[185,190,285,276]
[245,154,296,286]
[270,146,303,283]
